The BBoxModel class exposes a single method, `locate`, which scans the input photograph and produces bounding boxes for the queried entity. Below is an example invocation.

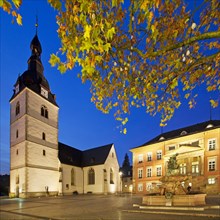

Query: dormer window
[206,124,214,129]
[159,136,165,141]
[15,84,19,94]
[41,87,48,98]
[180,130,187,135]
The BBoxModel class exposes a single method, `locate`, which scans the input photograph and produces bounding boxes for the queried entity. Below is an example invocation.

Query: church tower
[9,31,59,198]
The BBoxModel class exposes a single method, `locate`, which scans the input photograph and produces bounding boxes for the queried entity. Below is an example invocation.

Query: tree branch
[133,31,220,58]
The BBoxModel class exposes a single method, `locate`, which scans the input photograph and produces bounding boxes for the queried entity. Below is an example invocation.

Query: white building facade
[9,33,120,198]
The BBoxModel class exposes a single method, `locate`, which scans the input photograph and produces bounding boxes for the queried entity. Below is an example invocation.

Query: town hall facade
[9,33,120,198]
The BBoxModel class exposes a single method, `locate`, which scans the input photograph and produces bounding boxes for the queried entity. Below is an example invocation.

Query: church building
[9,32,120,198]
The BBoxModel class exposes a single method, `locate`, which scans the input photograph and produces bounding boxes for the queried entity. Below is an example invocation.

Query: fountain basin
[143,194,206,206]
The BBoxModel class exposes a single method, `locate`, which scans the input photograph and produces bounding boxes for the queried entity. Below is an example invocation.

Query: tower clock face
[41,87,48,98]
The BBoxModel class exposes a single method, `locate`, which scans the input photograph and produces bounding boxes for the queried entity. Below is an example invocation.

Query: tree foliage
[2,0,220,133]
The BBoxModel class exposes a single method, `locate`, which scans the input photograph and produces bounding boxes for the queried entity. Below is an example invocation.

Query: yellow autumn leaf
[16,13,22,25]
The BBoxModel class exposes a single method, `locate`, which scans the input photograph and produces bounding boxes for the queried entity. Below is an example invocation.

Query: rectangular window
[192,161,199,174]
[147,152,152,161]
[146,183,152,191]
[157,150,162,160]
[208,159,216,171]
[147,167,152,177]
[138,183,143,192]
[208,178,215,185]
[180,163,186,174]
[43,150,46,156]
[138,154,143,163]
[208,139,216,151]
[156,166,162,176]
[138,168,143,179]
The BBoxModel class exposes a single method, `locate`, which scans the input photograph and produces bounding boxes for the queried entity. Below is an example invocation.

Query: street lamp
[119,171,123,195]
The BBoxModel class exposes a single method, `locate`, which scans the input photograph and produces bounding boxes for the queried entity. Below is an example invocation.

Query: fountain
[142,154,206,206]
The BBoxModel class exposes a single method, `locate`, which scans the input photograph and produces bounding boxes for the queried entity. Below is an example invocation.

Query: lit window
[147,152,152,161]
[15,102,20,116]
[88,168,95,185]
[42,132,46,140]
[138,154,143,163]
[138,183,143,192]
[71,169,74,186]
[208,178,215,185]
[180,163,186,174]
[147,167,152,177]
[157,150,162,160]
[208,159,216,171]
[138,168,143,179]
[41,105,48,119]
[192,161,199,174]
[110,168,114,184]
[146,183,152,191]
[156,166,162,176]
[208,139,216,151]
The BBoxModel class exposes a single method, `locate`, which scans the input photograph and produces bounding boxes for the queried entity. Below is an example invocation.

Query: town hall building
[9,32,120,198]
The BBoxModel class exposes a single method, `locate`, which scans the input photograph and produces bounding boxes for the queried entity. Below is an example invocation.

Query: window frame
[88,168,95,185]
[156,165,162,176]
[138,154,143,163]
[208,139,216,151]
[138,168,143,179]
[208,159,216,171]
[146,167,152,177]
[156,150,162,160]
[147,152,152,162]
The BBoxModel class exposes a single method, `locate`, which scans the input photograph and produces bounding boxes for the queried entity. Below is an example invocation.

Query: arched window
[71,168,75,186]
[110,168,114,184]
[88,168,95,185]
[15,102,20,116]
[41,105,49,118]
[42,132,46,140]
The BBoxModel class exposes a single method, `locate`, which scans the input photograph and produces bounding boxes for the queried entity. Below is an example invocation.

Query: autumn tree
[1,0,220,133]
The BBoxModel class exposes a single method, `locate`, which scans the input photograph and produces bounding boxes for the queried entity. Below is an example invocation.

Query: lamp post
[119,171,123,195]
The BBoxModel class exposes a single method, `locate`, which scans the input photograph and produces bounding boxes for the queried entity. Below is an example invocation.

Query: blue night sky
[0,1,219,174]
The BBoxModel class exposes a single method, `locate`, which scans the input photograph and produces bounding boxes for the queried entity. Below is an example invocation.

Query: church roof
[58,142,113,167]
[58,143,82,167]
[81,144,113,167]
[132,120,220,149]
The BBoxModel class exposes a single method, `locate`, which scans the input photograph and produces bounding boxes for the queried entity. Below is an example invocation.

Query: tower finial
[35,14,38,35]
